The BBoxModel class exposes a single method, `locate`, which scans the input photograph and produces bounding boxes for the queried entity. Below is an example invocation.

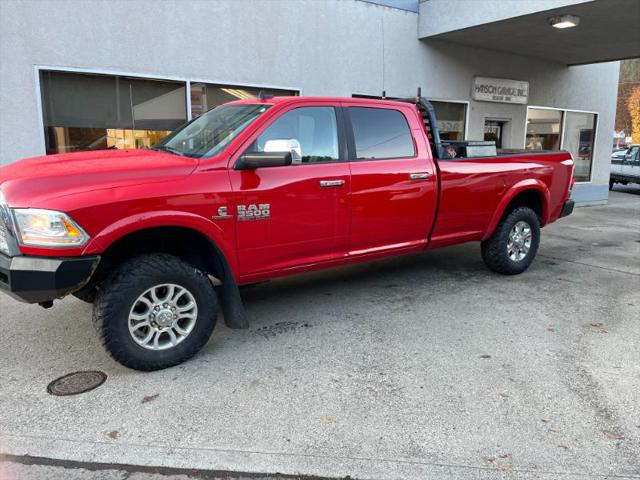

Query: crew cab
[610,144,640,189]
[0,95,575,370]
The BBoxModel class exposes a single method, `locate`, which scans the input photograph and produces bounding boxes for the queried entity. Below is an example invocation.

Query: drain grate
[47,371,107,396]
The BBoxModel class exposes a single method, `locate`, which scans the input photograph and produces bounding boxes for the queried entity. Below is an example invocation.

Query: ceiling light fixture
[549,14,580,29]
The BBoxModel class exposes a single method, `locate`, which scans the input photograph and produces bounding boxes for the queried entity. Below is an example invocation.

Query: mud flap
[212,275,249,329]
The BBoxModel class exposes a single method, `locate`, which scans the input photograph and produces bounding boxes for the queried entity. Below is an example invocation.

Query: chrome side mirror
[264,139,302,164]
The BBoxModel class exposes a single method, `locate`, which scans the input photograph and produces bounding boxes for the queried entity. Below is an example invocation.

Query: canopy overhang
[421,0,640,66]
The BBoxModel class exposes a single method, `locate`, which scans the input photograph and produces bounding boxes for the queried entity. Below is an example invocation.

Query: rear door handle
[409,172,431,180]
[320,179,345,187]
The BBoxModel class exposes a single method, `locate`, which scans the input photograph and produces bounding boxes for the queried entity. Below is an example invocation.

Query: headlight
[13,209,89,247]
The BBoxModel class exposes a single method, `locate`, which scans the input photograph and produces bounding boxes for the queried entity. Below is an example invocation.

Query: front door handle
[409,172,431,180]
[320,179,345,187]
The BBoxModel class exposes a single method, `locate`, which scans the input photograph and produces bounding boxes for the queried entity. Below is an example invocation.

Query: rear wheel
[93,254,218,371]
[481,207,540,275]
[609,179,614,190]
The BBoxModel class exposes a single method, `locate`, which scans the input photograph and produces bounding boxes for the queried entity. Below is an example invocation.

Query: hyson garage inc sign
[472,76,529,104]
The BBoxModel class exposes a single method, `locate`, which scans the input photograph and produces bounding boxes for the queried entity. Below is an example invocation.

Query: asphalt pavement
[1,188,639,480]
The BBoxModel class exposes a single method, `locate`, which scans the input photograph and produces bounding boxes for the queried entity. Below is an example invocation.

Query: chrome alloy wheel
[507,221,533,262]
[128,284,198,351]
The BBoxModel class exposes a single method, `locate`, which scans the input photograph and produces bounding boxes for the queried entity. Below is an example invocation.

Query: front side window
[249,107,340,163]
[348,107,415,160]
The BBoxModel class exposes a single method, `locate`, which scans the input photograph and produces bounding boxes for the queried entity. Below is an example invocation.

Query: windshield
[153,104,271,158]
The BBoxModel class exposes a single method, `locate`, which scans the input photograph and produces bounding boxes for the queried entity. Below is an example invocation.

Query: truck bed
[428,150,574,249]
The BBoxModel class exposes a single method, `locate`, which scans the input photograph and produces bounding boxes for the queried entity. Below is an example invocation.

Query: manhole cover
[47,370,107,396]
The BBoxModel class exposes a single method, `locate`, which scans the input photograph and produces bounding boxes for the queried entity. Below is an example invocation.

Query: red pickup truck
[0,95,574,370]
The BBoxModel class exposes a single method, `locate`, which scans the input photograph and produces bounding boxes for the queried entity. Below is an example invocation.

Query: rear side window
[348,107,415,160]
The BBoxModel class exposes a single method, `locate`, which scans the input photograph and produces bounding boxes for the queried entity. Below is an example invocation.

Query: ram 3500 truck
[0,96,575,370]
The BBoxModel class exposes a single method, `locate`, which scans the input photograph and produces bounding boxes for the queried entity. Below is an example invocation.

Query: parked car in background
[610,144,640,189]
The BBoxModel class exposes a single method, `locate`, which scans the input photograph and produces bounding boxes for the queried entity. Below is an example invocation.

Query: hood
[0,149,198,207]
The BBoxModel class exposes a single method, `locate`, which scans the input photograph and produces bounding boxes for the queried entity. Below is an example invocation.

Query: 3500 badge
[237,204,270,221]
[213,204,271,221]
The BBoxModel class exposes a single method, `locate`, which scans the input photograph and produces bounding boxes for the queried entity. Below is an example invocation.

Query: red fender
[482,179,550,240]
[81,210,238,277]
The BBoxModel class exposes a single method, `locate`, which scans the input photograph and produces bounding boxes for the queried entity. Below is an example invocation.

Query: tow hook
[38,300,54,309]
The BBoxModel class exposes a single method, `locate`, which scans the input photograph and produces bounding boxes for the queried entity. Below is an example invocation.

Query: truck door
[343,103,438,255]
[229,104,350,277]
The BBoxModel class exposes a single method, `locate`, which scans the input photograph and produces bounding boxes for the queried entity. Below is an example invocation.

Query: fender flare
[82,211,233,265]
[483,180,550,241]
[81,211,248,329]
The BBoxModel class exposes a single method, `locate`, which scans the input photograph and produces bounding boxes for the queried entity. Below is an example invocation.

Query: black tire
[481,206,540,275]
[609,179,614,191]
[93,254,218,371]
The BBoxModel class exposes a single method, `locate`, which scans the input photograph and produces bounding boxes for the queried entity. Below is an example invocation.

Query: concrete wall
[0,0,619,201]
[418,0,592,38]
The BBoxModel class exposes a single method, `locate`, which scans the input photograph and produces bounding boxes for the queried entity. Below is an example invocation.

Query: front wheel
[481,207,540,275]
[93,254,218,371]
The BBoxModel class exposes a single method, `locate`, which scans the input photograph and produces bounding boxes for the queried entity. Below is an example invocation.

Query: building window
[348,107,415,160]
[190,83,296,118]
[526,107,598,182]
[40,71,187,154]
[430,101,466,141]
[40,70,299,155]
[526,108,563,151]
[564,111,597,182]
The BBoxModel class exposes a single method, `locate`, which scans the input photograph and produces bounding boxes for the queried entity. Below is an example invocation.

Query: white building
[1,0,638,203]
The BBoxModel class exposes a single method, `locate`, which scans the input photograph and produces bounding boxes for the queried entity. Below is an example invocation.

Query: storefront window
[525,108,562,151]
[563,111,597,182]
[40,70,299,154]
[40,71,187,154]
[525,107,598,182]
[430,101,466,141]
[190,83,297,118]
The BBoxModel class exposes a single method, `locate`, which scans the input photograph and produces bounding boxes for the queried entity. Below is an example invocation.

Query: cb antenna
[416,87,422,103]
[382,90,386,99]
